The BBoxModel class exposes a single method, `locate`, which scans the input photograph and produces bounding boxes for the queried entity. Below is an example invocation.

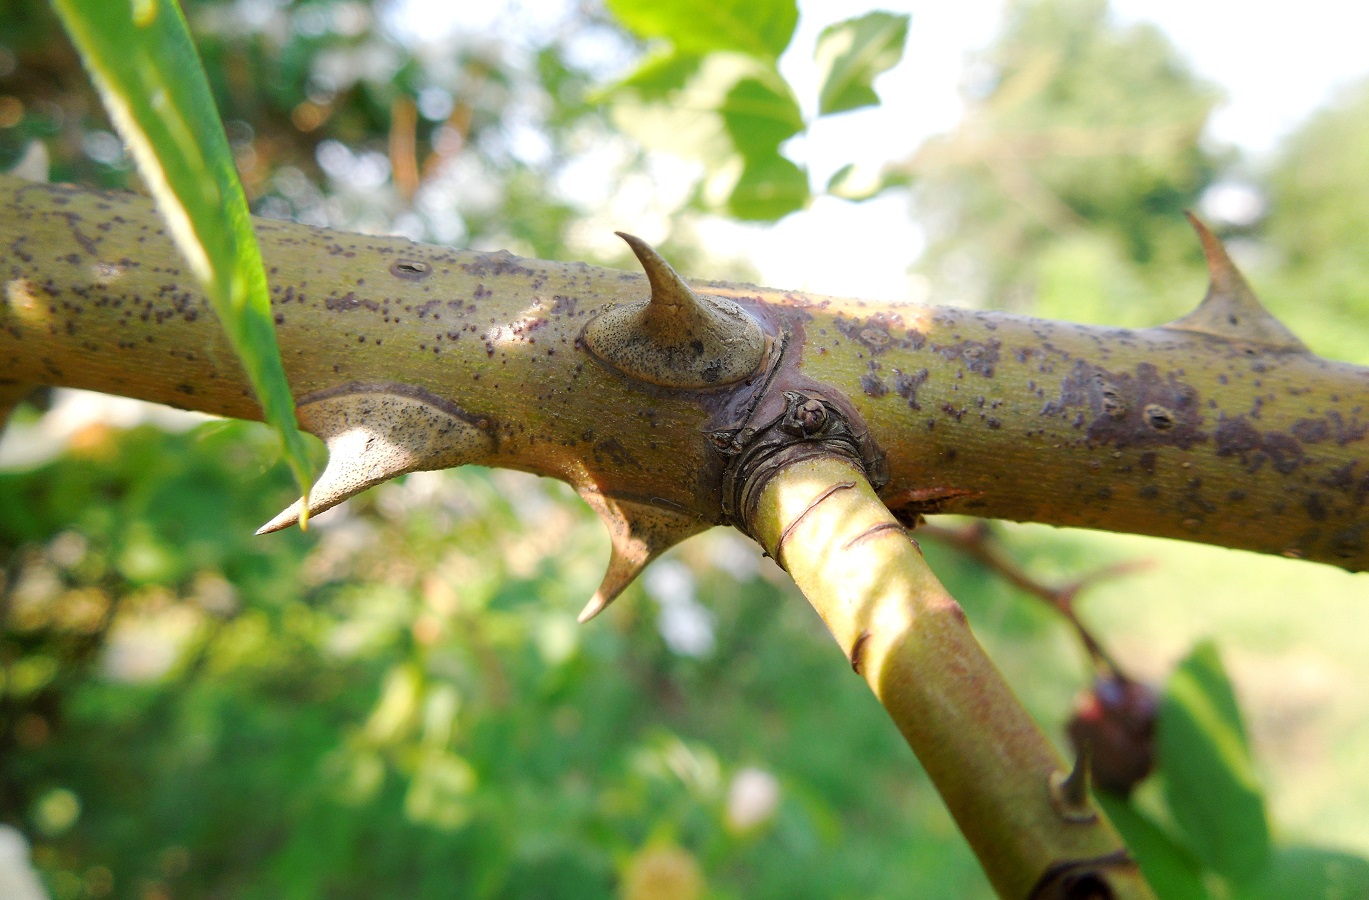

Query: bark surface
[3,175,1365,577]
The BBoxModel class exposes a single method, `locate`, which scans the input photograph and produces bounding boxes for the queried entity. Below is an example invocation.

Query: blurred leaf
[1096,792,1209,900]
[815,11,910,116]
[1238,845,1369,900]
[1159,640,1270,884]
[50,0,313,513]
[607,49,703,102]
[720,76,803,157]
[606,0,798,62]
[622,843,704,900]
[727,152,808,221]
[607,53,752,161]
[404,750,476,831]
[826,162,904,201]
[366,663,423,745]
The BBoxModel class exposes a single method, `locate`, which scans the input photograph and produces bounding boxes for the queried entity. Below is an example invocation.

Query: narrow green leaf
[606,0,798,62]
[727,152,808,221]
[1238,845,1369,900]
[51,0,313,517]
[815,11,910,116]
[720,76,804,158]
[1096,792,1210,900]
[1159,640,1270,884]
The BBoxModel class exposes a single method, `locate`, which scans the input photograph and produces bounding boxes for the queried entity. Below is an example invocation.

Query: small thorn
[1061,741,1092,807]
[1162,213,1309,352]
[1049,742,1098,824]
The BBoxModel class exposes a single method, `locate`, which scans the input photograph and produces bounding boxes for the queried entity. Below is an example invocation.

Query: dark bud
[1067,676,1158,796]
[796,398,827,435]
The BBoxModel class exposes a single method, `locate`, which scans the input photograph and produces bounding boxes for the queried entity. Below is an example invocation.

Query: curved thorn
[580,234,766,388]
[1061,740,1092,807]
[1186,210,1247,300]
[1048,741,1098,824]
[1162,212,1309,352]
[615,231,698,319]
[256,426,393,533]
[256,387,492,535]
[574,489,709,624]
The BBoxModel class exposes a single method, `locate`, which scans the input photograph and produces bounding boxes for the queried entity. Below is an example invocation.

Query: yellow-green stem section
[3,177,1366,572]
[751,455,1154,900]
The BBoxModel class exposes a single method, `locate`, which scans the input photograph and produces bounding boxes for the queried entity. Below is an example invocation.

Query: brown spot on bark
[1304,492,1329,522]
[1330,525,1366,559]
[593,437,639,469]
[887,486,981,521]
[1290,412,1369,447]
[860,373,888,397]
[1215,415,1305,474]
[1047,361,1206,450]
[1291,417,1330,444]
[833,312,920,353]
[933,338,1000,377]
[893,368,929,410]
[461,249,533,278]
[325,291,378,312]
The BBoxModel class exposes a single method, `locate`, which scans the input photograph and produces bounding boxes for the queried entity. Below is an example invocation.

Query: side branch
[748,455,1154,899]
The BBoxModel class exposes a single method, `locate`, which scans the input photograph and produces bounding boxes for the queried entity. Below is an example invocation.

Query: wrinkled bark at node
[2,176,1367,590]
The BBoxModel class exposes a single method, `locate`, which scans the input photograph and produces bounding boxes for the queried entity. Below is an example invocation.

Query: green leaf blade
[720,76,804,157]
[815,11,910,116]
[607,0,798,62]
[1159,640,1271,884]
[1096,792,1210,900]
[51,0,313,515]
[727,152,808,221]
[1240,845,1369,900]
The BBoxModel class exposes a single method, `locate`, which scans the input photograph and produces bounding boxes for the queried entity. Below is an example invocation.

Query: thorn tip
[577,593,610,624]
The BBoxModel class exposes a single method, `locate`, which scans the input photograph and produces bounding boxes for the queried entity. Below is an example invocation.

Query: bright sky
[717,0,1369,302]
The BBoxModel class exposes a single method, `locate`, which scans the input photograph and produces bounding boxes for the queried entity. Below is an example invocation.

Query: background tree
[1,0,1367,897]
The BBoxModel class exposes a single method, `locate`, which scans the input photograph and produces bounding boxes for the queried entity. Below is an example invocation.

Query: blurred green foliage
[3,0,1369,897]
[908,0,1224,322]
[601,0,908,221]
[0,422,992,897]
[1264,80,1369,364]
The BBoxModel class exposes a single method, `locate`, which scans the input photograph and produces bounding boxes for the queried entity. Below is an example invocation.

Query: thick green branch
[2,174,1366,574]
[748,454,1153,899]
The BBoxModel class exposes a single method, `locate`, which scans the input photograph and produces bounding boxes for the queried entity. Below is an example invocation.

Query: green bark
[3,175,1364,573]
